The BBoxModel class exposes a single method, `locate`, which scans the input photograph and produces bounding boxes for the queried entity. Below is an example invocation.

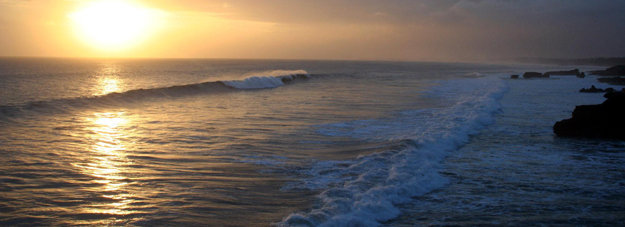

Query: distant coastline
[515,57,625,66]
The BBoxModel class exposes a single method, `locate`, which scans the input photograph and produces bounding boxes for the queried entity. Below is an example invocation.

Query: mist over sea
[1,58,624,226]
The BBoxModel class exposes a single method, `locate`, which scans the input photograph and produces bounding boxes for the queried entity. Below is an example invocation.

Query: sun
[69,0,163,51]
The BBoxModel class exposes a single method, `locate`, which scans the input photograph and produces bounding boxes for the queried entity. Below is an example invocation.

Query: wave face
[278,77,508,226]
[0,70,309,118]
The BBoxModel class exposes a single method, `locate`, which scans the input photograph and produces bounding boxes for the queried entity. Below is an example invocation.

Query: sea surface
[0,58,624,226]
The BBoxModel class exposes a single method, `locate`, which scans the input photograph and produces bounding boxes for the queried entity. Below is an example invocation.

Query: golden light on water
[94,115,126,128]
[94,65,124,96]
[98,78,121,96]
[75,111,135,215]
[91,112,127,155]
[68,0,164,51]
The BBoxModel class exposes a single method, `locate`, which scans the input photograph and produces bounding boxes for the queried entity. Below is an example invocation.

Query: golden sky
[1,0,624,62]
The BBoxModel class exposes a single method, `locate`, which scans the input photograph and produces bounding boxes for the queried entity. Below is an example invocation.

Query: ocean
[0,58,624,226]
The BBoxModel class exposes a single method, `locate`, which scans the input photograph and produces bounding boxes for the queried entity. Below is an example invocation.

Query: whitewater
[1,58,624,226]
[279,77,507,226]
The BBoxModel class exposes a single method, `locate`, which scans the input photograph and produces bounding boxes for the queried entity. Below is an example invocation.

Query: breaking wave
[278,77,508,226]
[0,70,310,118]
[223,70,309,89]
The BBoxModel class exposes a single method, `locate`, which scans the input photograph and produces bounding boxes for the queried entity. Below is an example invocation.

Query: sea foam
[278,77,508,226]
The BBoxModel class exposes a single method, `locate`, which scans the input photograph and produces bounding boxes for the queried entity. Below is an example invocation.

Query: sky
[1,0,624,62]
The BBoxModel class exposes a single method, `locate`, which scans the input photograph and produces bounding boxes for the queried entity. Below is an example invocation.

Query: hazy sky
[1,0,624,62]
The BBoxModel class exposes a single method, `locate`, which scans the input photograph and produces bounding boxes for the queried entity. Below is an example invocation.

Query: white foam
[222,70,309,89]
[278,77,508,226]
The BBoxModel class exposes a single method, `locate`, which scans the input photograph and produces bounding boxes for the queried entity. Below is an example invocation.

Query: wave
[223,70,309,89]
[278,77,508,226]
[0,70,310,119]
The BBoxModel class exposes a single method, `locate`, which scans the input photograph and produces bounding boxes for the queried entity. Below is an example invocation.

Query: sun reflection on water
[98,78,121,95]
[94,65,124,96]
[76,111,136,216]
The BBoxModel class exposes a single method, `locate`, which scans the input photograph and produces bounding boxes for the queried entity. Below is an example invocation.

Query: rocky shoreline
[510,69,585,79]
[509,65,624,82]
[553,91,625,140]
[579,85,620,93]
[508,65,625,140]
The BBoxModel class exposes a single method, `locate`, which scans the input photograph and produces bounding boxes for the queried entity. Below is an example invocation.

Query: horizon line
[0,55,492,64]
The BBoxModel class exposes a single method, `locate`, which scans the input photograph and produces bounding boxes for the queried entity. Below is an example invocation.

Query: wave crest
[278,77,508,226]
[223,70,309,89]
[0,70,310,119]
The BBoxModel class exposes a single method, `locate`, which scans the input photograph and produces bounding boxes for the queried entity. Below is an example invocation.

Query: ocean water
[1,58,624,226]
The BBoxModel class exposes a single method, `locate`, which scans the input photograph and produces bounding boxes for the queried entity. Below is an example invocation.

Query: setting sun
[69,0,164,51]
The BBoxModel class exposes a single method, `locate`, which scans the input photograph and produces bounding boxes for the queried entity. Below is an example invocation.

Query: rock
[579,86,615,93]
[510,74,519,79]
[579,85,605,93]
[554,91,625,139]
[523,72,548,79]
[597,76,625,85]
[577,72,586,78]
[544,69,580,77]
[590,65,625,76]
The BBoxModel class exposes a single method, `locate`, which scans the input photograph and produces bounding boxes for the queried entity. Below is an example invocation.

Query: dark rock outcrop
[544,69,580,77]
[590,65,625,76]
[512,70,586,80]
[554,91,625,139]
[579,85,605,93]
[523,72,548,79]
[598,76,625,85]
[579,85,615,93]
